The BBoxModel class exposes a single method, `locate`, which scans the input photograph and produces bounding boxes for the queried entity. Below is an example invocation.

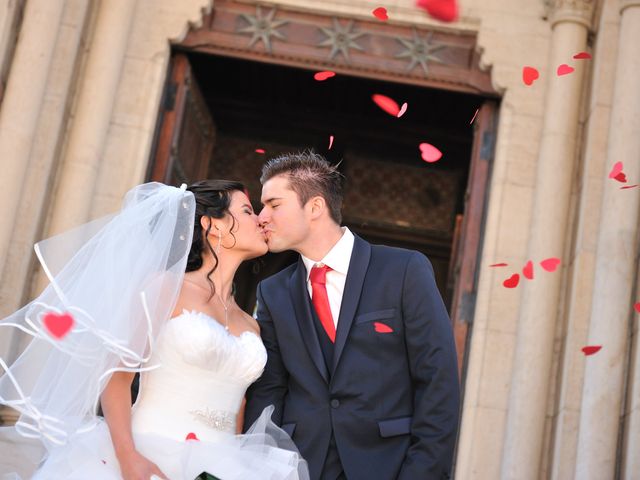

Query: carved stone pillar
[500,1,595,478]
[575,1,640,478]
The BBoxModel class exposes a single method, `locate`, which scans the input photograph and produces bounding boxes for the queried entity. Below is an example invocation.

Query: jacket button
[330,399,340,408]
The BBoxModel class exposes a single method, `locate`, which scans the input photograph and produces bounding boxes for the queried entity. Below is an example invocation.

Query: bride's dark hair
[185,179,245,299]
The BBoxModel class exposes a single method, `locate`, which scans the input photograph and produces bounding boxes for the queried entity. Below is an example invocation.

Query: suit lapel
[332,235,371,374]
[288,258,329,383]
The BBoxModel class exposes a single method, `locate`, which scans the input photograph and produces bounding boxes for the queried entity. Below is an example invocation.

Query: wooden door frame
[153,0,499,377]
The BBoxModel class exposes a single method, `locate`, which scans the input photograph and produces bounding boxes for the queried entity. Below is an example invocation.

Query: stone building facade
[0,0,639,478]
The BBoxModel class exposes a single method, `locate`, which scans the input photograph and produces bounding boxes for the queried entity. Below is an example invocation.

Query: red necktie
[309,264,336,343]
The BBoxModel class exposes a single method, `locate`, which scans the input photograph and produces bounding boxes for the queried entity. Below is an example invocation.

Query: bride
[0,181,309,480]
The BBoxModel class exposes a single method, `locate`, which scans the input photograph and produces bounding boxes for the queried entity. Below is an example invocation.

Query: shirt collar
[301,227,355,280]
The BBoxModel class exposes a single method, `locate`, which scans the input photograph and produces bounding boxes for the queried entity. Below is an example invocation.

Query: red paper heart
[608,161,623,179]
[634,302,640,313]
[557,64,574,76]
[489,263,508,268]
[255,148,265,154]
[314,71,335,81]
[416,0,459,22]
[185,432,199,441]
[374,322,394,333]
[419,143,443,163]
[372,94,400,116]
[372,7,389,20]
[614,172,627,183]
[621,185,638,190]
[582,345,602,356]
[397,102,408,118]
[503,273,520,289]
[573,51,592,60]
[540,257,561,272]
[522,260,534,280]
[43,312,74,339]
[522,66,539,86]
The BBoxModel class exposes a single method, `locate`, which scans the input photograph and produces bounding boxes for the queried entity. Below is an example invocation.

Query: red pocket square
[374,322,394,333]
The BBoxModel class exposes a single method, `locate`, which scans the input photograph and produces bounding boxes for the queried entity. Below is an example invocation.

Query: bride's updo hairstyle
[185,180,246,298]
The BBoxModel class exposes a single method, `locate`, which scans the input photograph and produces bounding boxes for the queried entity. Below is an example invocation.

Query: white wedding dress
[28,310,308,480]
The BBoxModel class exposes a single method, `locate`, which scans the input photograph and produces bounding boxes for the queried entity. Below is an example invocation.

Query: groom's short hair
[260,150,343,224]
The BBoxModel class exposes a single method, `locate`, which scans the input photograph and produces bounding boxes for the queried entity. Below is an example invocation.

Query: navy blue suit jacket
[245,235,460,479]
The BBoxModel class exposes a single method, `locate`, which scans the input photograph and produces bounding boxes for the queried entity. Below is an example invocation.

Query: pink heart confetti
[397,102,408,118]
[634,302,640,313]
[185,432,199,441]
[374,322,394,333]
[503,273,520,289]
[470,108,479,125]
[372,94,400,116]
[372,7,389,20]
[557,64,575,76]
[489,263,508,268]
[314,71,336,81]
[582,345,602,356]
[328,135,334,150]
[608,161,623,179]
[621,185,639,190]
[255,148,265,154]
[540,257,561,272]
[522,66,539,86]
[419,143,443,163]
[43,312,74,339]
[416,0,459,22]
[573,51,592,60]
[522,260,534,280]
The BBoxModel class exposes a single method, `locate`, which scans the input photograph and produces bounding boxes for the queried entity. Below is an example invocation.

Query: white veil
[0,182,195,455]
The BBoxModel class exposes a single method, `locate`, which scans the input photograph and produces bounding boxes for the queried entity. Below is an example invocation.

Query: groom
[244,151,460,479]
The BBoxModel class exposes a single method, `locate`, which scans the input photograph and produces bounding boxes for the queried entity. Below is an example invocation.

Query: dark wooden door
[148,53,215,185]
[448,101,498,378]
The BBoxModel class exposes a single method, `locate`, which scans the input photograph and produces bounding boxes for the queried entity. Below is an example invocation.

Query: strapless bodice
[131,310,267,441]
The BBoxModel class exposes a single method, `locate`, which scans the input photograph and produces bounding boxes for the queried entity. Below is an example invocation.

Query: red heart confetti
[582,345,602,356]
[43,312,74,339]
[573,51,592,60]
[185,432,199,441]
[470,108,479,125]
[419,143,443,163]
[634,302,640,313]
[328,135,334,150]
[540,257,561,272]
[503,273,520,289]
[621,185,638,190]
[416,0,459,22]
[255,148,265,154]
[522,66,540,86]
[374,322,394,333]
[614,172,627,183]
[314,71,336,81]
[557,64,575,76]
[397,102,408,118]
[489,263,508,268]
[372,7,389,20]
[522,260,534,280]
[608,161,623,179]
[372,94,400,116]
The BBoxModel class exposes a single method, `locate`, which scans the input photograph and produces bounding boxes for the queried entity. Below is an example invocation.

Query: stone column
[500,1,594,478]
[0,0,64,279]
[44,0,137,237]
[575,1,640,478]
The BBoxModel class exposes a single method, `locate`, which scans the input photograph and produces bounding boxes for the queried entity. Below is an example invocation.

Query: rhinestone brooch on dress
[189,407,236,431]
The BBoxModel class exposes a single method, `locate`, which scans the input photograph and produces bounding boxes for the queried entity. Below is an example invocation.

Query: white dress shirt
[301,227,355,328]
